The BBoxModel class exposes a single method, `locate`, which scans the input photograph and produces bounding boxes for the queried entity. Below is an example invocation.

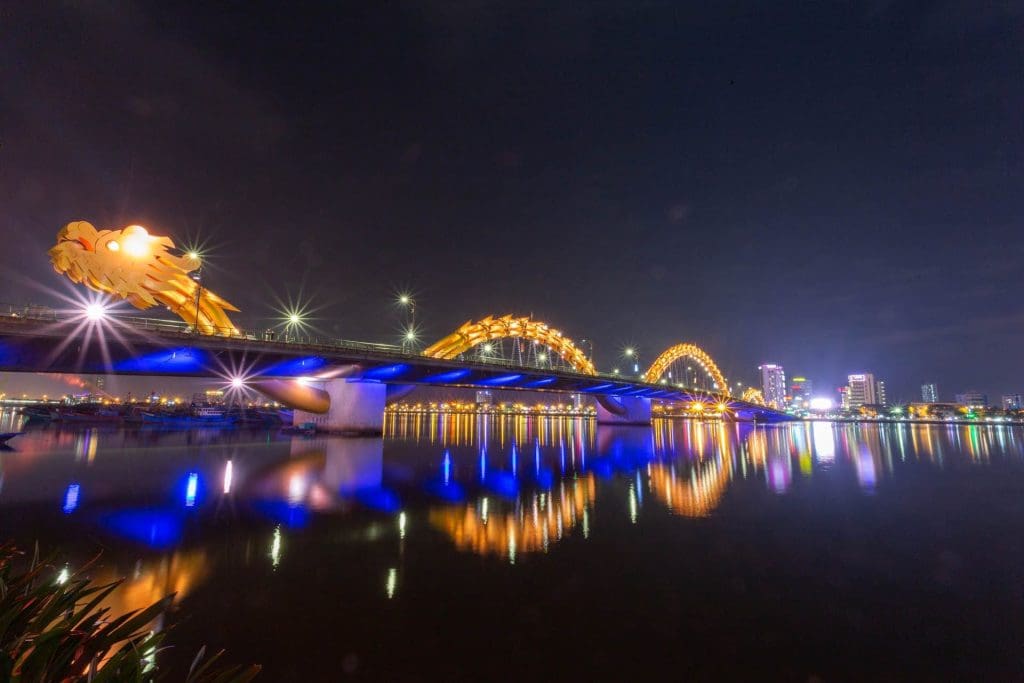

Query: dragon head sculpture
[49,221,240,335]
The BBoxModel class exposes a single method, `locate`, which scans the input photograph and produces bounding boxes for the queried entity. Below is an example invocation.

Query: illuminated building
[1003,394,1022,410]
[475,390,493,406]
[846,373,878,409]
[788,376,812,409]
[838,386,849,410]
[758,364,786,409]
[921,383,938,403]
[955,391,988,408]
[790,376,812,402]
[876,379,887,407]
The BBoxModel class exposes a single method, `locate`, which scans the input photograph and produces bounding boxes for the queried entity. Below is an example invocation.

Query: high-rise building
[846,373,878,409]
[790,377,813,402]
[758,364,786,409]
[921,383,938,403]
[1002,394,1023,410]
[876,379,887,407]
[955,391,988,408]
[838,386,850,411]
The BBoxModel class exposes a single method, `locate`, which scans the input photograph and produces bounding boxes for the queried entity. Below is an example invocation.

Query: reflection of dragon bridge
[648,454,732,517]
[429,475,596,559]
[49,221,239,335]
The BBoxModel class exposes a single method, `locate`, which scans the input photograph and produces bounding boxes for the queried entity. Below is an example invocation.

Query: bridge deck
[0,316,789,420]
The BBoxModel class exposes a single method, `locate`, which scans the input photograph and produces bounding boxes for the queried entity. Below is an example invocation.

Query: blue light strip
[479,374,523,386]
[422,369,472,383]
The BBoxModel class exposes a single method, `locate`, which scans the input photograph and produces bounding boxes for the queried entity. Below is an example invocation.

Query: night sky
[2,2,1022,401]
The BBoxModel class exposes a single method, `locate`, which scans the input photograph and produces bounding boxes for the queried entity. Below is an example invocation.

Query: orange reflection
[429,475,596,558]
[648,455,731,517]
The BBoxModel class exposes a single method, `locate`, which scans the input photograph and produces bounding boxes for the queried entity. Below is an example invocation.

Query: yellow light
[122,225,151,258]
[717,403,728,412]
[107,241,120,252]
[289,313,301,324]
[691,402,705,412]
[187,250,200,262]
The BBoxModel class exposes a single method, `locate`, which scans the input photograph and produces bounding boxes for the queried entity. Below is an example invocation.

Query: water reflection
[4,411,1024,678]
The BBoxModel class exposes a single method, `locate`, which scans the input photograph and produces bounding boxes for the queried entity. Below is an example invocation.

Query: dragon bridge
[422,315,597,375]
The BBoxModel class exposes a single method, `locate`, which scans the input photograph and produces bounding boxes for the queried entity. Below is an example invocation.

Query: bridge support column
[595,395,652,426]
[293,380,386,436]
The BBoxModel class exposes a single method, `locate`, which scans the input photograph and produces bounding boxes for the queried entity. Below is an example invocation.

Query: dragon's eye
[107,241,120,252]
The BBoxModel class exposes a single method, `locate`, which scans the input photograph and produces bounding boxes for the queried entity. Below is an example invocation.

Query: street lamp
[191,268,203,334]
[623,347,640,377]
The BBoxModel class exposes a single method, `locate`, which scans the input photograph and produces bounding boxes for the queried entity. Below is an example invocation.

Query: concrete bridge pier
[292,379,386,436]
[595,395,653,426]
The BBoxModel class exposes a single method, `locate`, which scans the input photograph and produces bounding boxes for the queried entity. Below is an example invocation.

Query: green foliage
[0,543,260,682]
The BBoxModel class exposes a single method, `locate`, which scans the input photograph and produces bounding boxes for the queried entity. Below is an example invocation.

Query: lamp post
[398,294,416,352]
[624,347,640,378]
[191,268,203,334]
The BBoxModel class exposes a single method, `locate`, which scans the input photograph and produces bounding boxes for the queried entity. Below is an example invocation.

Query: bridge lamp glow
[538,353,548,362]
[623,347,635,357]
[230,376,246,389]
[717,402,728,412]
[84,302,107,321]
[482,343,494,355]
[691,402,705,412]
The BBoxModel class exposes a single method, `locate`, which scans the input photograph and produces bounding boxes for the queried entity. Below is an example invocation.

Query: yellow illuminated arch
[423,315,597,375]
[642,343,727,391]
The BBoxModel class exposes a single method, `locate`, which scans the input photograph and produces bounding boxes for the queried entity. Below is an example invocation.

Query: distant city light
[809,397,834,411]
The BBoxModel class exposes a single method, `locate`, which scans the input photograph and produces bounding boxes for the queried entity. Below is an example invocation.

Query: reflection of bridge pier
[287,436,384,494]
[595,395,653,426]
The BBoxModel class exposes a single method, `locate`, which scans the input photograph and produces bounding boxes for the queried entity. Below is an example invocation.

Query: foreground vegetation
[0,544,259,682]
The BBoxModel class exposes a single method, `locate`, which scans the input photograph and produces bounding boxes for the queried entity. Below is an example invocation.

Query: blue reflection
[252,500,310,528]
[442,449,452,485]
[484,471,519,498]
[62,483,80,514]
[425,480,466,502]
[355,487,401,512]
[113,347,211,373]
[185,472,199,508]
[101,509,182,548]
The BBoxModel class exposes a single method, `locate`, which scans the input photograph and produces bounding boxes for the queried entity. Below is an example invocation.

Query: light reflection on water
[3,408,1024,678]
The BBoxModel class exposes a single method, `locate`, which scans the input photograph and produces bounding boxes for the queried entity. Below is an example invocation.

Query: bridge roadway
[0,315,789,429]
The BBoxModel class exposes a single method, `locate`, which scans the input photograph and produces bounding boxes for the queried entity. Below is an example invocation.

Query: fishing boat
[141,405,237,428]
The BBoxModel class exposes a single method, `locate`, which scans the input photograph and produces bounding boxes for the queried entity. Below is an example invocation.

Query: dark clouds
[1,1,1022,401]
